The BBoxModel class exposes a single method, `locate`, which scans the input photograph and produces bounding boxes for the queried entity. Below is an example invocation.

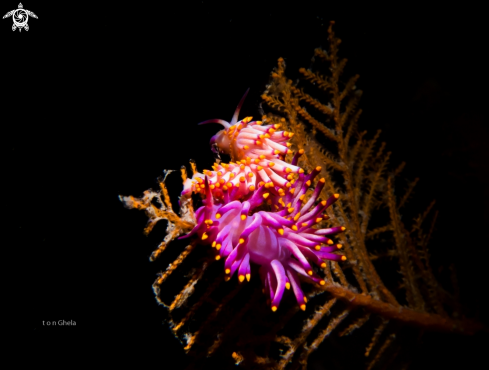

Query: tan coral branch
[319,282,483,335]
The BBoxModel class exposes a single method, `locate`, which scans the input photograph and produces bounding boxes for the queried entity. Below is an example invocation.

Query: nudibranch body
[181,156,345,311]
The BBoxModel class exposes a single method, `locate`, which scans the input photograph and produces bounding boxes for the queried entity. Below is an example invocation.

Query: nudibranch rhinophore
[180,90,346,311]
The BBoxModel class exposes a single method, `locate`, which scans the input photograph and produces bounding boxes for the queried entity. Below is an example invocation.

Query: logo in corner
[3,3,37,32]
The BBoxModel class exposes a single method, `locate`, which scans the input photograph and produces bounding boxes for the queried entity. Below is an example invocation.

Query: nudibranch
[179,89,346,310]
[181,163,345,311]
[182,89,302,200]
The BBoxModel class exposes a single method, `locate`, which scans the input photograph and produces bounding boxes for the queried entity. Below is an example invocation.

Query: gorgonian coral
[179,91,346,311]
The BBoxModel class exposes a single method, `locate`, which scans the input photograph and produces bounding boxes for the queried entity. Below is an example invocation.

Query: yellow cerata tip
[285,282,291,290]
[239,238,245,244]
[278,228,284,236]
[241,214,247,220]
[238,275,245,282]
[246,273,250,281]
[321,262,327,268]
[225,268,231,274]
[271,306,278,312]
[320,280,326,286]
[215,213,221,219]
[300,304,306,311]
[307,270,313,276]
[334,193,340,198]
[315,245,321,251]
[341,226,346,231]
[263,193,270,199]
[328,240,334,245]
[201,233,208,240]
[215,255,221,260]
[337,244,343,249]
[341,255,347,261]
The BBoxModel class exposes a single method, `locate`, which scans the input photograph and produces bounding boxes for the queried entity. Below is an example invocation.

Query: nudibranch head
[209,130,228,155]
[199,89,247,155]
[198,89,294,161]
[181,158,346,311]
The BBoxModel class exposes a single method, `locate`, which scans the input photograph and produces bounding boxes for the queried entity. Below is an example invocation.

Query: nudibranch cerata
[180,90,346,311]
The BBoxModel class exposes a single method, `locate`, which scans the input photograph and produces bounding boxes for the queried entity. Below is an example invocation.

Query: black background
[5,1,488,367]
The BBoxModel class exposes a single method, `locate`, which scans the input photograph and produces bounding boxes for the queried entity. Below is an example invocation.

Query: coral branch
[319,282,483,334]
